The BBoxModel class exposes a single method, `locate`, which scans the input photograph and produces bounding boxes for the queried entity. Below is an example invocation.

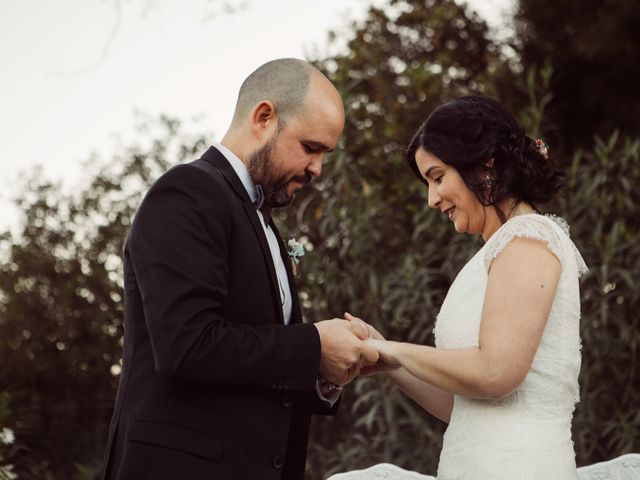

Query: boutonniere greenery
[287,238,305,277]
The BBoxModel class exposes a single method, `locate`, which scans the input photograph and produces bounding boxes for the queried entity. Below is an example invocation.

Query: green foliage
[517,62,553,138]
[562,133,640,463]
[513,0,640,150]
[73,463,97,480]
[0,116,207,479]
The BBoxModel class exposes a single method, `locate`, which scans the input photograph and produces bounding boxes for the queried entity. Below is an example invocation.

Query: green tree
[0,117,207,479]
[512,0,640,151]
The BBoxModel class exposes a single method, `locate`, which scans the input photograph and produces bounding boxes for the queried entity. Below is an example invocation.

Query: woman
[352,96,588,479]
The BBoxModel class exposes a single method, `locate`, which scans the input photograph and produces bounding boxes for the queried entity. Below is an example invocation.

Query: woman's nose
[428,188,441,209]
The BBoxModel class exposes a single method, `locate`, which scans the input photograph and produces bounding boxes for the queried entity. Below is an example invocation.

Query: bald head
[230,58,337,129]
[222,59,344,209]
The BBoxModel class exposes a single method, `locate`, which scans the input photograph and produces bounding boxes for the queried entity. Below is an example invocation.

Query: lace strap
[541,214,588,277]
[574,247,589,277]
[483,215,565,272]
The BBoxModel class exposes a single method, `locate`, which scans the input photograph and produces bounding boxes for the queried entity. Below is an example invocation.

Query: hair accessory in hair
[534,138,549,159]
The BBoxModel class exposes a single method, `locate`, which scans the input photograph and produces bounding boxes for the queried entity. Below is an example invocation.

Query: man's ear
[250,101,277,138]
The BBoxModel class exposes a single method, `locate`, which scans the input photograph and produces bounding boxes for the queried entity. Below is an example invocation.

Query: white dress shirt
[212,143,341,405]
[214,143,293,325]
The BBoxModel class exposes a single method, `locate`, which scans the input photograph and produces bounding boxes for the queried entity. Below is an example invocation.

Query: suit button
[281,394,294,408]
[272,455,284,469]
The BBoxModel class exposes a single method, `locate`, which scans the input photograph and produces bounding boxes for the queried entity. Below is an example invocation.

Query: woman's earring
[484,175,494,187]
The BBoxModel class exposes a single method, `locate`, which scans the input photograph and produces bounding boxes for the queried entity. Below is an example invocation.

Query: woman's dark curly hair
[406,95,566,220]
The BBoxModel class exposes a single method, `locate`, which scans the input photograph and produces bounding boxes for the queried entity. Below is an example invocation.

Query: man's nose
[427,188,441,209]
[307,155,323,178]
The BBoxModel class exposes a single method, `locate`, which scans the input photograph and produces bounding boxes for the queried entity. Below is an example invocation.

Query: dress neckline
[485,213,570,243]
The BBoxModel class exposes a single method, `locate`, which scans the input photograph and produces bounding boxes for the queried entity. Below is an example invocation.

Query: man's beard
[247,134,312,208]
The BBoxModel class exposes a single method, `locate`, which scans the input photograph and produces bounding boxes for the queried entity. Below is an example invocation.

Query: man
[101,58,378,480]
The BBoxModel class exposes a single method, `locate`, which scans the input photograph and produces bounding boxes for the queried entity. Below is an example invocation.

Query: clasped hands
[315,313,400,387]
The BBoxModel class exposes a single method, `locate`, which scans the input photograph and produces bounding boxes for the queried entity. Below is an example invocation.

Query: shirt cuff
[315,379,342,407]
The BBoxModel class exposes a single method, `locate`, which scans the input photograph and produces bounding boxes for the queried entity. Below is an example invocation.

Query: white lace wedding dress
[433,213,588,479]
[327,214,589,480]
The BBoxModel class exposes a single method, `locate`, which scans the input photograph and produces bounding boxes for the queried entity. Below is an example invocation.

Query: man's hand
[314,318,379,385]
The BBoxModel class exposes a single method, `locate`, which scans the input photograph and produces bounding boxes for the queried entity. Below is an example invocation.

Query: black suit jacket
[101,146,337,480]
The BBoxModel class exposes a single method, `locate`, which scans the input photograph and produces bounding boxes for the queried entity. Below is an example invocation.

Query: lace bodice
[433,214,587,480]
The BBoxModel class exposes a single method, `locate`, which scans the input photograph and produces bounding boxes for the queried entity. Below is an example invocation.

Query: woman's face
[415,147,487,236]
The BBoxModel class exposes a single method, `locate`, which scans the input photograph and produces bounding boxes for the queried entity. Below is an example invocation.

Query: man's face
[248,99,343,208]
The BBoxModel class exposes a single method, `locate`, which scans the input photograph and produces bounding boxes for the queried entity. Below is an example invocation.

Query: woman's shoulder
[484,213,588,277]
[483,213,569,271]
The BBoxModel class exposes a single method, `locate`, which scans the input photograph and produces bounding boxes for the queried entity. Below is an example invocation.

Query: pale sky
[0,0,513,232]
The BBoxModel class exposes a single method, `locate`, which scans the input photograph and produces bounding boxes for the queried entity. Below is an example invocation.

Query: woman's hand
[365,339,401,367]
[344,312,401,375]
[344,312,385,340]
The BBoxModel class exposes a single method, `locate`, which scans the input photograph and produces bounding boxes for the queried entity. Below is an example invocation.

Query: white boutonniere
[287,238,305,277]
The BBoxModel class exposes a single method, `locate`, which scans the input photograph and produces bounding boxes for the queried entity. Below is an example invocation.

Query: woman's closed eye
[434,175,444,185]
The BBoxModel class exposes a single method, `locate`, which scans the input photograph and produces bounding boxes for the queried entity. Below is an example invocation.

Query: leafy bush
[562,133,640,462]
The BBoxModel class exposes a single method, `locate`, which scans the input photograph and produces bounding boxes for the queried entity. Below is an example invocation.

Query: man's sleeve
[313,382,341,415]
[129,165,321,391]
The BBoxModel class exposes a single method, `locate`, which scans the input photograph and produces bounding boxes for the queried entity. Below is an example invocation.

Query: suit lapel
[201,146,252,203]
[243,205,285,324]
[271,222,303,325]
[200,147,285,325]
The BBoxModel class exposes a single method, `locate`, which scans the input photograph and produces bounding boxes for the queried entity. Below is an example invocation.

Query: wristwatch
[318,376,342,394]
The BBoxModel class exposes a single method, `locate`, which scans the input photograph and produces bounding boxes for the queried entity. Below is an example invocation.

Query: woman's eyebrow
[424,166,439,178]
